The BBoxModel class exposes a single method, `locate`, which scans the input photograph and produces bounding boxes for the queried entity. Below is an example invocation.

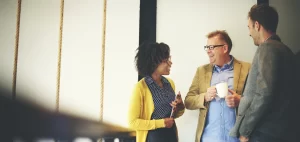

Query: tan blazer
[184,57,251,142]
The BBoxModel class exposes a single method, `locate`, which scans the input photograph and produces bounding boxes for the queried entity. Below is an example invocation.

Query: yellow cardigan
[128,77,185,142]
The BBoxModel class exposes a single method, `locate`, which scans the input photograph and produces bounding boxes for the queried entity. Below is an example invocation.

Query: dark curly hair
[135,41,170,76]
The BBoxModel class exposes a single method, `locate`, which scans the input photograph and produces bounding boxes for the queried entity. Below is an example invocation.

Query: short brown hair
[207,30,233,53]
[248,4,278,33]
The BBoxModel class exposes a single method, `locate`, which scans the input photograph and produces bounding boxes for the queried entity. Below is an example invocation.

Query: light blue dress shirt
[201,56,239,142]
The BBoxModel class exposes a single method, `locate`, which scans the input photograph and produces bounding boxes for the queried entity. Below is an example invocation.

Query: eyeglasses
[204,44,225,51]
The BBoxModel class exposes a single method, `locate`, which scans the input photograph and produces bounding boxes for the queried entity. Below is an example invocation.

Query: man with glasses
[184,30,251,142]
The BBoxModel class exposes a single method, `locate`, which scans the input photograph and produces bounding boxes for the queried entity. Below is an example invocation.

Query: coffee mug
[216,82,228,98]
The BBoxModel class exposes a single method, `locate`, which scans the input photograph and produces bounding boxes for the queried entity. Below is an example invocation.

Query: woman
[128,42,185,142]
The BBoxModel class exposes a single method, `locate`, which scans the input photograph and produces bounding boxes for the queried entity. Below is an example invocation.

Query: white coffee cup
[216,82,228,98]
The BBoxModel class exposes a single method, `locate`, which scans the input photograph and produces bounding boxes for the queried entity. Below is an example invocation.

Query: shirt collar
[264,35,274,42]
[145,76,169,84]
[265,34,281,42]
[213,55,234,73]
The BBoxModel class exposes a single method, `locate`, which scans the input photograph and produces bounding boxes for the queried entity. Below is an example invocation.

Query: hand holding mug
[205,86,217,102]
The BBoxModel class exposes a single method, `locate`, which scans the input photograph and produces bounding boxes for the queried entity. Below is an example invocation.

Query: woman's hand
[164,118,174,128]
[170,91,185,112]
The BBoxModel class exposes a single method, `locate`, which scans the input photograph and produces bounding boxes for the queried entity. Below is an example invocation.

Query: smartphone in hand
[170,91,181,118]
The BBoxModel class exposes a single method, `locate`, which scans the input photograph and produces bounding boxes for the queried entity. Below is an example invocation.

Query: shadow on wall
[0,87,135,142]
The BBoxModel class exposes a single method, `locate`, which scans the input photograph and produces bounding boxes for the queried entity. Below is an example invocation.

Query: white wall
[0,0,139,141]
[0,0,139,123]
[0,0,139,130]
[0,0,17,96]
[102,0,140,127]
[16,0,60,111]
[58,0,104,121]
[270,0,300,54]
[157,0,256,141]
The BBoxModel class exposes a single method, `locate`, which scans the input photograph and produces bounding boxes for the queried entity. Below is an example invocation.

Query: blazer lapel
[205,59,241,92]
[205,64,213,88]
[233,58,241,92]
[204,64,213,107]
